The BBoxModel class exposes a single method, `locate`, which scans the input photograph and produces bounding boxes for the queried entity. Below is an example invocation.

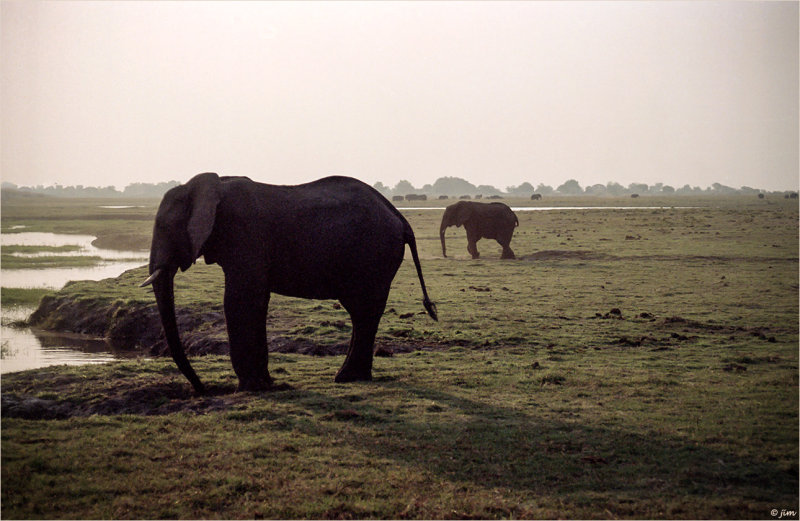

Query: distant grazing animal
[438,195,449,200]
[531,194,542,200]
[392,195,404,202]
[631,194,640,198]
[141,173,437,393]
[439,200,519,259]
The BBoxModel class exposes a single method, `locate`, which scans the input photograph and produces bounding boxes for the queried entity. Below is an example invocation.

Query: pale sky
[2,1,798,191]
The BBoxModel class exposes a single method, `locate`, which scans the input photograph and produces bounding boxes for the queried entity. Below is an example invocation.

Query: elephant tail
[404,228,438,322]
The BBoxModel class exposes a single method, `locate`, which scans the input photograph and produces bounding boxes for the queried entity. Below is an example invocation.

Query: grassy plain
[1,194,798,519]
[0,196,157,250]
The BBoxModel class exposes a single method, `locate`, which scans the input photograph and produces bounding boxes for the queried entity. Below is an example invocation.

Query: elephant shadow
[3,371,795,515]
[266,383,796,512]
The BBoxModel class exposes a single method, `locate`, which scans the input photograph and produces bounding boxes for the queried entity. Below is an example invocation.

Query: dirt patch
[594,308,624,320]
[268,337,347,356]
[583,312,785,350]
[632,254,799,264]
[521,251,797,264]
[521,250,611,261]
[1,379,248,420]
[659,316,782,342]
[613,335,665,348]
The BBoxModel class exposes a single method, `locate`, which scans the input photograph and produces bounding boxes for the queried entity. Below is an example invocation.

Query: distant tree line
[1,181,180,198]
[372,177,787,198]
[1,177,793,199]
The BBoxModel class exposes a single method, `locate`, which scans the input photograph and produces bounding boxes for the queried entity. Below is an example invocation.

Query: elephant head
[439,201,471,258]
[140,172,221,394]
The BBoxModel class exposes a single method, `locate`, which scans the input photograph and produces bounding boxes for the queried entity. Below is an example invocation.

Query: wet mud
[1,378,246,420]
[27,293,442,359]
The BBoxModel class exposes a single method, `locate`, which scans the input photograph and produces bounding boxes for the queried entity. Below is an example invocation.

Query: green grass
[1,245,84,254]
[1,287,53,307]
[1,195,798,519]
[1,254,106,269]
[1,255,144,269]
[2,347,797,518]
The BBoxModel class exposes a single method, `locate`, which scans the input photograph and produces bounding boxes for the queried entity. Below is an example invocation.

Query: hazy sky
[2,1,798,191]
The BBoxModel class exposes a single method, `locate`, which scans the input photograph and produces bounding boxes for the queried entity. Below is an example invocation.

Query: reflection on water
[2,231,97,247]
[1,231,147,258]
[2,231,147,289]
[1,306,144,374]
[1,232,150,373]
[0,261,147,289]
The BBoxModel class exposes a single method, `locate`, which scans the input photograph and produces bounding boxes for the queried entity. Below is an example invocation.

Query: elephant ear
[453,201,472,227]
[186,172,221,260]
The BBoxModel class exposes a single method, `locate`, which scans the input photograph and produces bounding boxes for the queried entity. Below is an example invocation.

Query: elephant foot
[334,367,372,383]
[236,374,274,392]
[501,247,516,259]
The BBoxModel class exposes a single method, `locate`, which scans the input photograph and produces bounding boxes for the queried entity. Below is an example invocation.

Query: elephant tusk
[139,268,163,288]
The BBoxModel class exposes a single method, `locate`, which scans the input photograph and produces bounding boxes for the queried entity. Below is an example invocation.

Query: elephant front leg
[224,275,272,392]
[466,230,481,259]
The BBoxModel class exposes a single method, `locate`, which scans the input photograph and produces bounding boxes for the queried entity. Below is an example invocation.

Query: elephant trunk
[150,268,206,394]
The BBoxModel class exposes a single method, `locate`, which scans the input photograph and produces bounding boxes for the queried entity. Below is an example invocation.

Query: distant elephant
[439,200,519,259]
[141,173,437,394]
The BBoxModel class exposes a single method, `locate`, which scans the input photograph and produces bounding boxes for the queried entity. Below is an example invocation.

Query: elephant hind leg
[335,296,386,383]
[497,233,515,259]
[499,242,516,259]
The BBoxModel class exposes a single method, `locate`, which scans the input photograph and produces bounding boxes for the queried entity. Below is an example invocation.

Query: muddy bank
[91,233,150,251]
[27,294,440,359]
[28,294,211,355]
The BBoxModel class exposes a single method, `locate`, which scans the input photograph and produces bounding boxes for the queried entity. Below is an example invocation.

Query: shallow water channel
[1,231,149,374]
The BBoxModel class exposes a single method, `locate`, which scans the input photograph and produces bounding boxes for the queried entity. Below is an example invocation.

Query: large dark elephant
[140,173,437,394]
[439,201,519,259]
